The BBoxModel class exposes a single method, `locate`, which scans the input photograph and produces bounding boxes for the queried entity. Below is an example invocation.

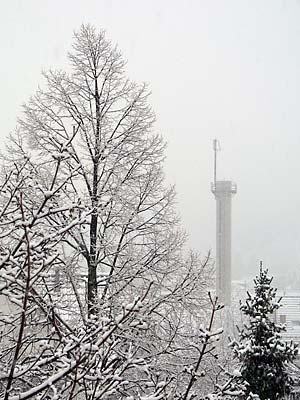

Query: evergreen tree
[230,263,298,400]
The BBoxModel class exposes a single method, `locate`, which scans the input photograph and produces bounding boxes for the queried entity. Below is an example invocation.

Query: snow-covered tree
[0,141,175,400]
[230,264,298,400]
[0,25,220,399]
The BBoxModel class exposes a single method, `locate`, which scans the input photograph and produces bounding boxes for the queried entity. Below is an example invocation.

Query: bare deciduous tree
[0,139,174,399]
[0,25,222,399]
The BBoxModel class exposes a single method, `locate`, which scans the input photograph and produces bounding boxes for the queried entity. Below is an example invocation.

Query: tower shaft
[212,180,236,306]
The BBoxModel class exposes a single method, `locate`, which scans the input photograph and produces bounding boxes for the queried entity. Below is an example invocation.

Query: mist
[1,0,300,282]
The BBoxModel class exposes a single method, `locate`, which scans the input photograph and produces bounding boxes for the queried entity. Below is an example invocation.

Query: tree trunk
[87,73,100,315]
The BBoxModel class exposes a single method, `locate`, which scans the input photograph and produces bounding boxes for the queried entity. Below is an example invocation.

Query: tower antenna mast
[213,139,220,188]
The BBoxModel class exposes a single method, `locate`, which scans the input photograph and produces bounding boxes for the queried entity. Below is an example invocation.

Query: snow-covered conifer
[230,264,298,400]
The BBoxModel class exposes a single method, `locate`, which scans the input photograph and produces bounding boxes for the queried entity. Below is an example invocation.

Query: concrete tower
[211,140,237,306]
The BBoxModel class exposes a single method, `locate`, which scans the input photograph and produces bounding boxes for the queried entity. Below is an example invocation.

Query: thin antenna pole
[213,139,217,188]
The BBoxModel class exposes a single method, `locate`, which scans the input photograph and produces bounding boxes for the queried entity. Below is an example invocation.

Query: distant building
[274,290,300,342]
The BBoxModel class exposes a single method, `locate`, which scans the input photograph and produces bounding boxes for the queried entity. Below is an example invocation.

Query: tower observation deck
[211,141,237,306]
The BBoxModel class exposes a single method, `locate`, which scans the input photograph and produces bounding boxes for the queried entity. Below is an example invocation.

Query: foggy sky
[1,0,300,282]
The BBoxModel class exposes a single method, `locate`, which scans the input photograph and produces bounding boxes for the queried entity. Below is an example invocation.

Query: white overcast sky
[1,0,300,281]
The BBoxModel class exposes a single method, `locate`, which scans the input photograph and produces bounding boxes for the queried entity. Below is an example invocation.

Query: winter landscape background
[1,2,300,399]
[1,0,300,282]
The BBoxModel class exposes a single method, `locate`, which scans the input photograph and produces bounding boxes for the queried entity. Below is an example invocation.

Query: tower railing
[211,181,237,194]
